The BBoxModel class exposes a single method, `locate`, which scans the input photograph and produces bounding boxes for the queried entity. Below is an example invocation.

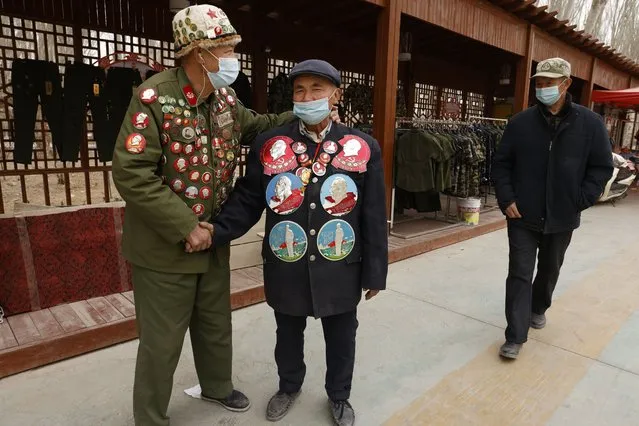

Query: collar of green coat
[177,67,208,108]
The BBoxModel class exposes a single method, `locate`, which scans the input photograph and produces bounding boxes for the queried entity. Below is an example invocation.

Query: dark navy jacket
[493,97,613,234]
[213,121,388,318]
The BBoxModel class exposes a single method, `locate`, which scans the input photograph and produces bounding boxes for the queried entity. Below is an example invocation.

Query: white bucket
[457,197,481,225]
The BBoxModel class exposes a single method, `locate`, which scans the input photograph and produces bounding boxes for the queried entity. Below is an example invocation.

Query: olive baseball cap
[531,57,571,79]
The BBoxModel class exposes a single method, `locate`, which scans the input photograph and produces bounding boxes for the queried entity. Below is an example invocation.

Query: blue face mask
[536,81,565,106]
[293,90,336,125]
[203,52,240,89]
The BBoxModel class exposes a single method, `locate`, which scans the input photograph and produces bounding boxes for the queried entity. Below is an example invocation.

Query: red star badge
[207,9,218,19]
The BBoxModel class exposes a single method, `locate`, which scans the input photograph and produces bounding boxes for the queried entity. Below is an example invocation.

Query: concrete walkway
[1,195,638,426]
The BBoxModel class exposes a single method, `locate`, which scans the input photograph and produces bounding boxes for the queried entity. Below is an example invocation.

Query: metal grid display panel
[0,15,75,168]
[81,29,175,69]
[0,15,189,212]
[80,29,175,167]
[238,53,252,83]
[341,70,373,126]
[413,83,438,119]
[466,92,485,118]
[267,58,296,87]
[439,87,463,119]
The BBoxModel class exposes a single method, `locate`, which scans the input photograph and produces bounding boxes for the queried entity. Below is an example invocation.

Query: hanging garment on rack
[471,124,504,187]
[394,187,442,213]
[394,129,449,213]
[104,67,143,162]
[446,133,487,198]
[11,59,65,164]
[395,129,446,193]
[62,63,110,163]
[267,72,293,114]
[431,132,456,192]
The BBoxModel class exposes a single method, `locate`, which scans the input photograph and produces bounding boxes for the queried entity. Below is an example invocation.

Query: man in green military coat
[112,5,298,425]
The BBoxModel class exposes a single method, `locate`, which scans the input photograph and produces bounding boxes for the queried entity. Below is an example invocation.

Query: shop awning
[592,87,639,108]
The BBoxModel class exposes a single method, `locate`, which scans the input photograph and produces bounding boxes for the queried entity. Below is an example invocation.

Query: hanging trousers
[105,67,142,161]
[11,59,64,164]
[274,310,358,402]
[63,63,109,163]
[505,223,573,344]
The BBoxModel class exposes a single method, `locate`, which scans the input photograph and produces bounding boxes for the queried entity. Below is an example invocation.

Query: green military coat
[112,67,292,274]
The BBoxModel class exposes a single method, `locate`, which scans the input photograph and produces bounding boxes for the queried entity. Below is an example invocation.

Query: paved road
[1,194,638,426]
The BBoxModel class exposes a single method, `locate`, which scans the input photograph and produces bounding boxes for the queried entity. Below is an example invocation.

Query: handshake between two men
[185,222,216,253]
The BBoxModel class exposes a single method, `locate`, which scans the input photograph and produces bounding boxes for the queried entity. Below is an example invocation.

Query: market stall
[593,87,639,151]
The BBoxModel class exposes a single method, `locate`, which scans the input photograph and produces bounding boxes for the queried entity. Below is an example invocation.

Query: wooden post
[461,90,468,120]
[372,0,401,217]
[514,25,534,113]
[435,87,443,118]
[581,57,596,108]
[251,47,269,113]
[401,60,416,117]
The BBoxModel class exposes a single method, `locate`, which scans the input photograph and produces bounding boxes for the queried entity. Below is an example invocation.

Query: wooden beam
[584,37,598,47]
[564,29,584,41]
[546,18,570,31]
[251,28,269,112]
[581,57,596,108]
[561,24,578,34]
[514,24,534,113]
[593,42,605,52]
[372,0,401,218]
[524,5,547,18]
[508,0,536,13]
[534,10,558,24]
[493,0,519,6]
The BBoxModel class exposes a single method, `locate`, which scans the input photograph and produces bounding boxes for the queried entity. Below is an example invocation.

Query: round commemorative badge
[266,173,305,215]
[317,219,355,261]
[321,174,358,217]
[269,221,307,263]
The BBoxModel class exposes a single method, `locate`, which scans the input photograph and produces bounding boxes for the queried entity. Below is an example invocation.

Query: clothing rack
[467,115,508,124]
[396,117,472,127]
[391,116,505,231]
[392,117,473,229]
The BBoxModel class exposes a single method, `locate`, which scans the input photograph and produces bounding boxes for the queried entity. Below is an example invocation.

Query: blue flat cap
[289,59,341,87]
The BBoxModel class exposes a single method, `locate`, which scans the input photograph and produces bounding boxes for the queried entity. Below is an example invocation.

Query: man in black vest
[210,59,388,425]
[493,57,613,360]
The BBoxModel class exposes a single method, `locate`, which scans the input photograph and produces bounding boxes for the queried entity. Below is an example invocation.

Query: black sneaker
[531,313,547,329]
[266,391,300,422]
[201,389,251,412]
[330,399,355,426]
[499,342,522,359]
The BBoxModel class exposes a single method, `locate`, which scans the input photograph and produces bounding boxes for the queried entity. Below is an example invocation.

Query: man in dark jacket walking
[493,57,613,360]
[210,60,388,425]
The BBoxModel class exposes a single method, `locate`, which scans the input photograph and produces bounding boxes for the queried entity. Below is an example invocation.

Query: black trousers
[105,67,142,161]
[63,63,109,163]
[274,310,358,401]
[505,224,573,343]
[11,59,64,164]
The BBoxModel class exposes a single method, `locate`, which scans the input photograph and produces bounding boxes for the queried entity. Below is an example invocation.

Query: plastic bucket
[457,197,481,225]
